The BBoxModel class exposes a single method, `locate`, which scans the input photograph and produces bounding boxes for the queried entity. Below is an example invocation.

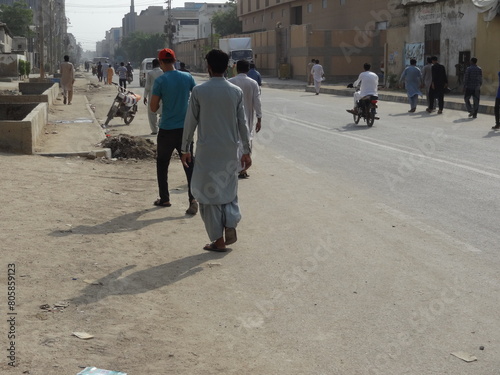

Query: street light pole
[38,0,45,78]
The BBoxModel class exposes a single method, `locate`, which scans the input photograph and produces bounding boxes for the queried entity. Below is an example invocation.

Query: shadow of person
[49,209,185,236]
[69,251,231,306]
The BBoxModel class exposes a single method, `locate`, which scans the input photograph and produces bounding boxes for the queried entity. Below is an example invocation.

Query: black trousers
[119,78,127,89]
[464,87,480,115]
[156,128,194,203]
[495,98,500,125]
[428,87,444,111]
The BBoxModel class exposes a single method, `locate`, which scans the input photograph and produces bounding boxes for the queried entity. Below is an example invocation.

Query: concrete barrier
[0,102,48,154]
[18,82,59,106]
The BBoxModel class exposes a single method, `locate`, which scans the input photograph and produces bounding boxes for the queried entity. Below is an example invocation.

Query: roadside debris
[99,134,156,159]
[77,367,127,375]
[450,351,477,362]
[72,332,94,340]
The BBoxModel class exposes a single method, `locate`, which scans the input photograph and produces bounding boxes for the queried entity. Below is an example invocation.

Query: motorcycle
[347,83,379,127]
[104,83,141,126]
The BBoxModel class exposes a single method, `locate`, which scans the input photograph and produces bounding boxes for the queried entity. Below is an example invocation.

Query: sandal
[203,242,227,252]
[153,199,171,207]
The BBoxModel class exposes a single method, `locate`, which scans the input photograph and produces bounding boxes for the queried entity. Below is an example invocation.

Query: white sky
[65,0,222,51]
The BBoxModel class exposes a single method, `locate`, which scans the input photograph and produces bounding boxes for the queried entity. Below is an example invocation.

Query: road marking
[264,110,500,181]
[374,203,482,253]
[274,155,318,174]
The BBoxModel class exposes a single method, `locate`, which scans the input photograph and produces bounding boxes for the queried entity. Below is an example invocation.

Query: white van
[139,58,155,87]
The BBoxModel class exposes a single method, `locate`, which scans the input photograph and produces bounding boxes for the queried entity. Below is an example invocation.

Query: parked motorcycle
[347,83,379,127]
[104,83,141,126]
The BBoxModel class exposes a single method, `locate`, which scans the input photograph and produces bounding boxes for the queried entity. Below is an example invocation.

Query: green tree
[0,1,34,38]
[120,32,166,63]
[211,0,241,37]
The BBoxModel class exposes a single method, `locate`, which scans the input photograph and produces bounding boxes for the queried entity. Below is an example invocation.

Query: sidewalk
[261,76,497,115]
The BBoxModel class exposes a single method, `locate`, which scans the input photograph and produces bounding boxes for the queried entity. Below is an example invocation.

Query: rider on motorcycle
[346,63,379,115]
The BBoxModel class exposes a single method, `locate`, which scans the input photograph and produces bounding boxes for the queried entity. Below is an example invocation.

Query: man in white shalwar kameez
[181,49,252,252]
[229,60,262,178]
[60,55,75,105]
[311,59,325,95]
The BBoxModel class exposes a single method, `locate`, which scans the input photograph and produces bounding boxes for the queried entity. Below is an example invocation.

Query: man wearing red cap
[150,48,198,215]
[181,49,251,251]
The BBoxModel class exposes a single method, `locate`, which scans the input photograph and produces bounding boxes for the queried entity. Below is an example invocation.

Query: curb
[37,148,112,159]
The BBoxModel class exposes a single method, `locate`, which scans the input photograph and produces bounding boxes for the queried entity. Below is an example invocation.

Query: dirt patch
[100,134,156,159]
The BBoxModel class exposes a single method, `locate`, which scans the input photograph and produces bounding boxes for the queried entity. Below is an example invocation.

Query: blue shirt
[247,68,262,86]
[152,70,196,130]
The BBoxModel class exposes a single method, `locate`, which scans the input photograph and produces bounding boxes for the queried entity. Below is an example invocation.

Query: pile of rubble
[100,134,156,159]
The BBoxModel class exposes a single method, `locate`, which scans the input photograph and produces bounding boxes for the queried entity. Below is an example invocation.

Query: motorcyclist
[347,63,379,114]
[126,62,134,83]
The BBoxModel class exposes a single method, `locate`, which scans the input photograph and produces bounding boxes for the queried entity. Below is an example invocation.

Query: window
[322,0,327,8]
[257,0,260,9]
[265,0,269,6]
[376,21,388,30]
[282,9,285,16]
[253,16,256,23]
[271,11,274,19]
[340,0,345,4]
[248,0,251,12]
[307,3,312,12]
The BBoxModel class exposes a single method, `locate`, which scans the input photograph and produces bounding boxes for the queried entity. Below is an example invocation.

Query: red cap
[158,48,176,60]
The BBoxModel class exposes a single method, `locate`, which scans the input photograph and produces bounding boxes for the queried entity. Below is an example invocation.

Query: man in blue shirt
[463,57,482,119]
[150,48,198,215]
[247,63,262,88]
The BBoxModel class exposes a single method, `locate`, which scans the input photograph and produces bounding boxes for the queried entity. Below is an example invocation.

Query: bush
[25,61,31,76]
[18,60,26,77]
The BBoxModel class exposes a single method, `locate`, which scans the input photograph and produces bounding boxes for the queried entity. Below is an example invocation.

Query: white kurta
[228,73,262,138]
[182,77,250,205]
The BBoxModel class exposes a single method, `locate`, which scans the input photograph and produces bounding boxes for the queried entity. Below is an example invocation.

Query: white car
[139,58,155,87]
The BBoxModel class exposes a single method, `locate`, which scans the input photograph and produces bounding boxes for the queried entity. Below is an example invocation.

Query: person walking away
[102,61,109,85]
[346,63,379,114]
[116,62,128,89]
[399,58,422,112]
[150,48,198,215]
[311,59,325,95]
[126,62,134,83]
[97,62,103,82]
[492,71,500,130]
[143,58,163,135]
[463,57,482,119]
[421,57,433,109]
[229,60,262,179]
[107,63,114,85]
[307,59,315,86]
[247,63,262,88]
[427,56,448,114]
[60,55,75,105]
[181,49,251,252]
[179,62,190,73]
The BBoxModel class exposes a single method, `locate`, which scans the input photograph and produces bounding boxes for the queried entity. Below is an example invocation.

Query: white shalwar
[182,77,250,241]
[311,63,325,94]
[144,67,164,133]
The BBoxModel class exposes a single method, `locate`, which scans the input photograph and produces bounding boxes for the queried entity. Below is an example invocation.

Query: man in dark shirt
[426,56,448,114]
[463,57,482,119]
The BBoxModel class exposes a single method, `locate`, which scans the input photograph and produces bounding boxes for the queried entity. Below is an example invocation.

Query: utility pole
[38,0,45,78]
[165,0,173,48]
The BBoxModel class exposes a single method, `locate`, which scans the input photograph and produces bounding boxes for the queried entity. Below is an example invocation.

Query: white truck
[219,37,253,68]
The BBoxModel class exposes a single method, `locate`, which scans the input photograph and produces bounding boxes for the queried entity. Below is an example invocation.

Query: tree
[211,0,242,37]
[0,1,34,38]
[120,32,166,63]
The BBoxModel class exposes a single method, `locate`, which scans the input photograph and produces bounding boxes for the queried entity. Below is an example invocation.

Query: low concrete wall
[0,102,48,154]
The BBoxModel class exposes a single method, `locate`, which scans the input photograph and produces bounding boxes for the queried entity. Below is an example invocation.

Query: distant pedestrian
[463,57,482,119]
[179,62,190,73]
[60,55,75,105]
[229,60,262,179]
[492,71,500,130]
[126,62,134,83]
[399,58,422,113]
[97,62,103,82]
[426,56,448,114]
[421,57,433,107]
[307,58,315,85]
[116,62,128,89]
[181,49,251,252]
[102,61,109,84]
[311,59,325,95]
[143,58,163,135]
[107,64,114,85]
[247,63,262,88]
